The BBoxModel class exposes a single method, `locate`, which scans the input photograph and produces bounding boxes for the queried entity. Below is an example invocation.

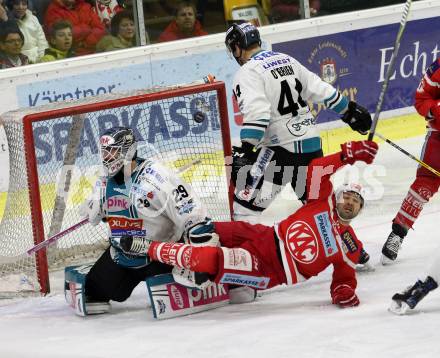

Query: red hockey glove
[430,100,440,120]
[332,284,360,308]
[341,140,378,165]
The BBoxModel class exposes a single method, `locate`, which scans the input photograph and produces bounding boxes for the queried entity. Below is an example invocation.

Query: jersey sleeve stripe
[240,128,265,141]
[328,94,349,114]
[424,73,440,88]
[324,91,338,107]
[243,122,268,129]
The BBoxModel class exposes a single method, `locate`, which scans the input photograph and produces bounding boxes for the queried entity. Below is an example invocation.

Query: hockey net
[0,81,232,297]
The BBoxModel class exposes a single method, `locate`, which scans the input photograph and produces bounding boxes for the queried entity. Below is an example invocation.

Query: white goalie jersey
[129,159,207,243]
[233,50,349,152]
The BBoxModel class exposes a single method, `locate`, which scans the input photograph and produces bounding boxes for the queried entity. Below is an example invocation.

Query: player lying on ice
[64,126,238,316]
[120,139,379,309]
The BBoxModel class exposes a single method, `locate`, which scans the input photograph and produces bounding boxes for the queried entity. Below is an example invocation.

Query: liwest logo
[314,212,338,257]
[107,195,130,212]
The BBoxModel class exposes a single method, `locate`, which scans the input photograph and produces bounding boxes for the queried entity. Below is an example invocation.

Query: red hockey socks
[148,242,219,275]
[394,177,440,229]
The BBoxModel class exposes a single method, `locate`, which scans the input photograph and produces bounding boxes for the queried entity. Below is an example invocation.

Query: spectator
[270,0,300,23]
[39,20,74,62]
[0,0,15,25]
[0,26,30,68]
[93,0,122,30]
[44,0,106,56]
[270,0,321,23]
[7,0,48,63]
[117,0,132,10]
[158,1,207,43]
[96,10,138,52]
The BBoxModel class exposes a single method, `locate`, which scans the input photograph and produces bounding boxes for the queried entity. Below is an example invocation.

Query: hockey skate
[389,276,438,315]
[381,223,407,265]
[381,232,403,265]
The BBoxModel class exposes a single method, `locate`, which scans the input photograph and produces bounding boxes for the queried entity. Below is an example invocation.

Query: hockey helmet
[99,127,137,177]
[225,22,261,63]
[335,183,365,222]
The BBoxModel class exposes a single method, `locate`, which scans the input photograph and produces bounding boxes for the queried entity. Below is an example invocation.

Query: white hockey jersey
[233,50,349,153]
[94,158,207,267]
[129,159,207,242]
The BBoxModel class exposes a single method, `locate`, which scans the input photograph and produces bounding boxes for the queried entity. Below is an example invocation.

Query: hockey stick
[26,218,89,255]
[368,0,412,141]
[26,158,203,255]
[374,131,440,177]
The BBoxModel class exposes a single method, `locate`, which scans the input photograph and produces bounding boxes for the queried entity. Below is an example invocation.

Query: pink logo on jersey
[285,221,319,264]
[107,195,129,212]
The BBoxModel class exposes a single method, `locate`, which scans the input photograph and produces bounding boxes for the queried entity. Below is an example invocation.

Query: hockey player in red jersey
[382,58,440,264]
[122,140,378,308]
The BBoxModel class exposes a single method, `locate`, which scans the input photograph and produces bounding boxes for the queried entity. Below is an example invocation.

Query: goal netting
[0,81,232,296]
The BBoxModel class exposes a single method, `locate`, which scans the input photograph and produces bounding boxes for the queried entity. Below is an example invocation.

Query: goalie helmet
[225,22,261,64]
[99,127,137,177]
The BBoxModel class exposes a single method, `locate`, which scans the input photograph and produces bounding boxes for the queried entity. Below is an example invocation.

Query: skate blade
[381,254,396,266]
[388,299,410,315]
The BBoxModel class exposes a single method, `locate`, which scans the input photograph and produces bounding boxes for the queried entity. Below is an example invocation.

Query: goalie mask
[335,183,365,222]
[100,127,137,177]
[225,22,261,65]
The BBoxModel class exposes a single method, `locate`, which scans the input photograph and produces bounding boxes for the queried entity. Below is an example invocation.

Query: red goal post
[0,80,232,296]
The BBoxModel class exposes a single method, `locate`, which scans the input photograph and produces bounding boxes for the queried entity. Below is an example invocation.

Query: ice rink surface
[1,135,440,358]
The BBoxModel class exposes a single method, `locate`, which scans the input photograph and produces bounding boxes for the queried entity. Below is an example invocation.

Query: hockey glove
[431,100,440,119]
[332,284,360,308]
[114,236,152,255]
[172,266,212,290]
[231,142,259,185]
[78,198,105,226]
[429,101,440,129]
[341,140,378,165]
[185,218,219,247]
[341,101,372,135]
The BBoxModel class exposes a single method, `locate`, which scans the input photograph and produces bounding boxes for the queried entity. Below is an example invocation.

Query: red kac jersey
[275,152,363,294]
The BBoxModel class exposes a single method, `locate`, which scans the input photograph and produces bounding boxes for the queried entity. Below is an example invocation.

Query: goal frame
[14,81,232,294]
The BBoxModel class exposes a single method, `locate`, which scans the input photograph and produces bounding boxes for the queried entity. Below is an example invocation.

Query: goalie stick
[26,158,203,255]
[368,0,412,140]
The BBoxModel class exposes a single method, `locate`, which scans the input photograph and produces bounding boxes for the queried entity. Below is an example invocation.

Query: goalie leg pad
[146,273,229,320]
[215,247,270,290]
[64,265,110,317]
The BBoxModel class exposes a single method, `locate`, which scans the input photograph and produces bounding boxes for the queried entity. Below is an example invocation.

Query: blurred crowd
[0,0,418,69]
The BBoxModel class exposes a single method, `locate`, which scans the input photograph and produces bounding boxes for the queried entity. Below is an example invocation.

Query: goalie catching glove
[341,101,372,135]
[331,284,360,308]
[79,198,105,226]
[185,218,219,247]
